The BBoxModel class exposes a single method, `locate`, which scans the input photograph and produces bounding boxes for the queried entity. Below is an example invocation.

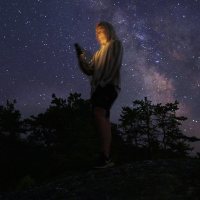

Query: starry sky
[0,0,200,150]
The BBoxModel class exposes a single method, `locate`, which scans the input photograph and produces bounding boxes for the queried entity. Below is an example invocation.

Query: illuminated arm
[74,43,94,76]
[78,54,94,76]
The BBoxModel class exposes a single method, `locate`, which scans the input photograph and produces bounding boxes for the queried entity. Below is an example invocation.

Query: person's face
[96,26,109,46]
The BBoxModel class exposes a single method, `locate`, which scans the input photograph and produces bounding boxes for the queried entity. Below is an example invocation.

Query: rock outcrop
[1,159,200,200]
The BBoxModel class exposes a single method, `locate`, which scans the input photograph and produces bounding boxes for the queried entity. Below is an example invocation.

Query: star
[0,0,199,152]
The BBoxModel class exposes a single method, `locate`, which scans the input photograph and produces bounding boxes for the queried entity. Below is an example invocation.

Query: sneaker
[94,153,115,169]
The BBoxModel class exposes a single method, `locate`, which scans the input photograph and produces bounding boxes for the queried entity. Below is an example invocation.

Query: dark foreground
[1,159,200,200]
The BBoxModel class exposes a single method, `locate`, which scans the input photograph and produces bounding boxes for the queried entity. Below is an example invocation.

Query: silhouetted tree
[154,101,193,156]
[119,97,196,158]
[1,94,199,192]
[23,92,99,168]
[25,93,91,146]
[0,100,22,141]
[0,100,33,192]
[119,97,159,153]
[119,106,140,146]
[0,93,97,191]
[136,97,159,151]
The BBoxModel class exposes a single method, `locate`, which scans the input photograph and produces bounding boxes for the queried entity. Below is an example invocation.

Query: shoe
[94,153,115,169]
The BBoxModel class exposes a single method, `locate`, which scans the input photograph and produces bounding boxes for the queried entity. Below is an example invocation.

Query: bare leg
[94,107,112,158]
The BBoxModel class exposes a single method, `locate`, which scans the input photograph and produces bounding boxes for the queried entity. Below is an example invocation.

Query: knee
[93,107,106,120]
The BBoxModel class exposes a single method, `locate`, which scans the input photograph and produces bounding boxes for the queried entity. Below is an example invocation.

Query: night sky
[0,0,200,150]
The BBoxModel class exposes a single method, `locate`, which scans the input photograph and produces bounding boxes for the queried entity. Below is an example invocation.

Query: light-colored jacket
[79,39,123,95]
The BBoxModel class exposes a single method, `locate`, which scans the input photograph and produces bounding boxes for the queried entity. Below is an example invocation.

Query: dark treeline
[0,93,200,192]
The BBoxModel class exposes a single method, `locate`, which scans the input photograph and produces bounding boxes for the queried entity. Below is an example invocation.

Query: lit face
[96,26,109,46]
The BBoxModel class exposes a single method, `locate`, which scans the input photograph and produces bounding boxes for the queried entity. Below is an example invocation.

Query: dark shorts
[91,84,118,118]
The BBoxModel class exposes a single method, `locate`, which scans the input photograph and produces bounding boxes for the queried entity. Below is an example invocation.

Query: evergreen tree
[154,101,192,156]
[25,93,94,149]
[119,106,141,146]
[119,97,196,158]
[0,100,22,140]
[119,97,158,152]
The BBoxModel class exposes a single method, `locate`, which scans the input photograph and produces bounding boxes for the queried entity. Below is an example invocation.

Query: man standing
[75,21,123,168]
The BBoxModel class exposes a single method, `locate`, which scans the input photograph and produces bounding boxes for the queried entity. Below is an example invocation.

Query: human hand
[74,43,83,56]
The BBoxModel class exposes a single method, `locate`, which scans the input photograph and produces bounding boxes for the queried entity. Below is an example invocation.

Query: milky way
[0,0,200,149]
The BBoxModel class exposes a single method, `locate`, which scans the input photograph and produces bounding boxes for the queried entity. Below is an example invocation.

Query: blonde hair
[96,21,118,41]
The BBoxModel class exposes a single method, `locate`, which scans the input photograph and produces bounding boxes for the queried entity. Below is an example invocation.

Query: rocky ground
[1,159,200,200]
